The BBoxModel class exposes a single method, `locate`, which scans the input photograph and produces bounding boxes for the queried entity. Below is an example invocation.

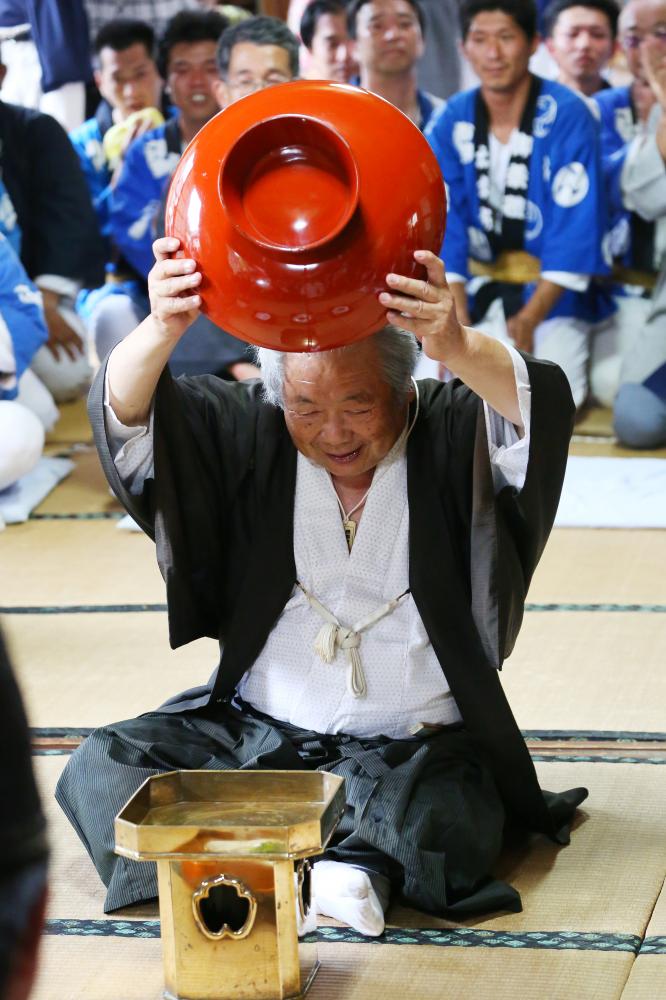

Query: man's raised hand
[379,250,468,366]
[149,237,202,343]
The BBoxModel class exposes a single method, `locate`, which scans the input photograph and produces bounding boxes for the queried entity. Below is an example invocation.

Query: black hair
[300,0,347,50]
[94,18,156,59]
[157,9,229,78]
[346,0,425,40]
[459,0,538,41]
[216,15,300,78]
[542,0,619,39]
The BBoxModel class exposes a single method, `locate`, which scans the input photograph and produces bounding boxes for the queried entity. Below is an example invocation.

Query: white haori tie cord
[297,582,410,698]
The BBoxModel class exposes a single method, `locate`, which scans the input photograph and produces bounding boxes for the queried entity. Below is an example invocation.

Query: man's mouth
[325,447,362,464]
[190,93,209,104]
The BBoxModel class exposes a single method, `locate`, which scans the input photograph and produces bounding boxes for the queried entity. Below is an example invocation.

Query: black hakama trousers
[55,699,520,917]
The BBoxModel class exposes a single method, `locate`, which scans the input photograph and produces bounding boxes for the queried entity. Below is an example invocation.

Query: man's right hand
[105,238,202,426]
[149,237,202,343]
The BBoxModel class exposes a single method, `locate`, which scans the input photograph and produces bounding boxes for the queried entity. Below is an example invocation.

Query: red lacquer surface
[165,80,446,352]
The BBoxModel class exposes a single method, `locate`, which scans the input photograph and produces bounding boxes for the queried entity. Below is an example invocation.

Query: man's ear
[212,77,229,110]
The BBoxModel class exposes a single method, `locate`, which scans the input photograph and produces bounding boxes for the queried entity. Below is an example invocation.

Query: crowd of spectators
[1,0,666,503]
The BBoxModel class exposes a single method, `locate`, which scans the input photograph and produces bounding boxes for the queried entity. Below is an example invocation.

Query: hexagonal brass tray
[115,769,346,862]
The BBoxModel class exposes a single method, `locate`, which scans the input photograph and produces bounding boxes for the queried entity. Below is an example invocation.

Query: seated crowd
[2,0,666,505]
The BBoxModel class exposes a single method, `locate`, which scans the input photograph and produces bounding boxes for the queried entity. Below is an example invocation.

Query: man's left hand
[379,250,466,364]
[506,311,537,353]
[41,289,84,361]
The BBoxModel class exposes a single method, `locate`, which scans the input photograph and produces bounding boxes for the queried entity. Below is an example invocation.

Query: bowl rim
[218,112,361,254]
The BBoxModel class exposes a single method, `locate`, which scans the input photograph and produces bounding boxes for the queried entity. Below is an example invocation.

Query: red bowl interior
[166,81,446,352]
[221,115,359,253]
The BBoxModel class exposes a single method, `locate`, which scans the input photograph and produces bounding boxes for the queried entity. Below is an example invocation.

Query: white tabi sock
[312,860,387,937]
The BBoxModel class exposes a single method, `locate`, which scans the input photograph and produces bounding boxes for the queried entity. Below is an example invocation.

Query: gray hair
[254,325,418,409]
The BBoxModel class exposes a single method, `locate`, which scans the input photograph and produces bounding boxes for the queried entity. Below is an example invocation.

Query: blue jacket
[109,117,182,278]
[593,85,657,279]
[426,77,610,321]
[0,0,91,92]
[69,101,115,239]
[0,232,47,399]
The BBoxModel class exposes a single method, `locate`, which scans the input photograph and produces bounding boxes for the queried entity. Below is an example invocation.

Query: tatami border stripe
[42,920,648,952]
[4,602,666,615]
[525,603,666,613]
[32,748,666,762]
[530,755,666,765]
[523,730,666,741]
[28,512,124,521]
[0,604,167,614]
[641,936,666,955]
[30,727,666,742]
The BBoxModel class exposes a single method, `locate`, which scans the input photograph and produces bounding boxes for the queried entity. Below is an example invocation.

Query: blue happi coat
[70,103,114,239]
[426,76,609,321]
[593,85,656,282]
[0,232,47,400]
[0,175,21,257]
[109,118,182,278]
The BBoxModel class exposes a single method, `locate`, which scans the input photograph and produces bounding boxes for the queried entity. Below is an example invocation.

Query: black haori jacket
[89,354,587,843]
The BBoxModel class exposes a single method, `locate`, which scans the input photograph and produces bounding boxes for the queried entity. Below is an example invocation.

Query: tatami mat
[9,388,666,999]
[34,754,662,999]
[4,608,664,732]
[45,399,93,446]
[31,934,634,1000]
[502,612,666,731]
[2,614,216,727]
[5,519,666,613]
[34,449,122,516]
[38,753,665,936]
[529,530,666,604]
[5,521,164,606]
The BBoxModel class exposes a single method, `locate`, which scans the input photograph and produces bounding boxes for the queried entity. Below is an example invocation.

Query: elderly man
[56,239,586,935]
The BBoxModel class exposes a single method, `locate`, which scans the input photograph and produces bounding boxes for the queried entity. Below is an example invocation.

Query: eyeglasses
[621,26,666,49]
[227,74,291,97]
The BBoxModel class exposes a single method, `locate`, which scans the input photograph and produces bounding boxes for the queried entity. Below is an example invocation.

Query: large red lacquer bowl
[165,80,446,352]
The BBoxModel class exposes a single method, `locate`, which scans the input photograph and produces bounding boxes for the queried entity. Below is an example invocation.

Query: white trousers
[589,294,652,407]
[0,38,86,131]
[474,299,591,409]
[0,397,45,493]
[30,305,93,404]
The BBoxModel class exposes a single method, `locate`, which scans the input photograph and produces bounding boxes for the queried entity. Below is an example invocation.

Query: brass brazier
[115,770,345,1000]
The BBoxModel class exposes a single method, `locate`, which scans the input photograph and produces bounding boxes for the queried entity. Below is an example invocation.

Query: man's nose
[320,416,351,444]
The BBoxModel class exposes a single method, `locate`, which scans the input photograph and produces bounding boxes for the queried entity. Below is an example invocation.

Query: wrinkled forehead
[227,41,292,78]
[621,0,666,30]
[283,340,384,399]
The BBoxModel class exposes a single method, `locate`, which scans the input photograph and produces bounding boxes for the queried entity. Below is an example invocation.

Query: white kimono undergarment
[237,434,466,739]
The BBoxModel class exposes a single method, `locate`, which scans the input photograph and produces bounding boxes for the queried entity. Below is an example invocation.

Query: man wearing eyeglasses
[214,14,298,105]
[589,0,666,414]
